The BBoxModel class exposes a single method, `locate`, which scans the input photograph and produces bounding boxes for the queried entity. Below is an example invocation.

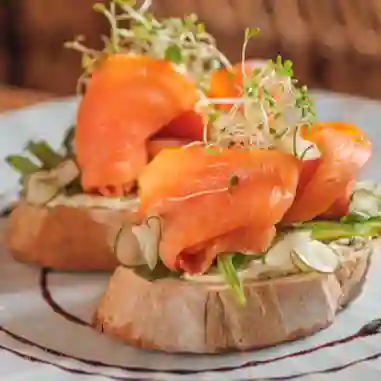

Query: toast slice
[93,240,372,353]
[5,196,139,271]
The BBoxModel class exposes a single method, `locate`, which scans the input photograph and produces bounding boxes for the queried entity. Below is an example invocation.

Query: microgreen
[204,145,223,155]
[217,254,246,305]
[299,144,315,160]
[92,3,107,12]
[65,0,232,93]
[241,27,261,96]
[164,44,183,64]
[5,156,40,175]
[244,27,260,40]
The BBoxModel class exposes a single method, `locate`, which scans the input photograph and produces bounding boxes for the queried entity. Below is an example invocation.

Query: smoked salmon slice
[139,146,300,271]
[139,146,300,215]
[320,180,354,219]
[282,122,372,224]
[82,143,147,196]
[177,225,276,274]
[294,158,354,219]
[75,54,198,195]
[208,63,251,110]
[155,110,204,141]
[146,138,191,160]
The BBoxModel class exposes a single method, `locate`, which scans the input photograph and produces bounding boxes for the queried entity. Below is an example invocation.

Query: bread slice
[93,241,372,353]
[5,196,139,271]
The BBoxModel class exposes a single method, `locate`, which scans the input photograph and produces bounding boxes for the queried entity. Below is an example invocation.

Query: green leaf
[5,155,40,175]
[217,254,246,305]
[273,56,293,77]
[93,3,107,12]
[197,23,206,34]
[284,59,293,70]
[183,13,198,26]
[164,44,183,64]
[340,212,369,223]
[115,0,136,6]
[24,140,63,169]
[165,18,183,30]
[245,27,260,40]
[231,252,262,268]
[205,146,223,155]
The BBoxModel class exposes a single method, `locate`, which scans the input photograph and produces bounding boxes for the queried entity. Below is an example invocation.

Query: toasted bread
[93,242,372,353]
[5,195,139,271]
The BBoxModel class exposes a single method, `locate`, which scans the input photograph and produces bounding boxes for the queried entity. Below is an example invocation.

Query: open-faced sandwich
[5,0,381,352]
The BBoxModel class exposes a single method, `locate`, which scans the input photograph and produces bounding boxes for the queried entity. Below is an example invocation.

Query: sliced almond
[132,216,161,270]
[54,159,80,187]
[115,217,161,270]
[24,171,61,206]
[115,224,145,267]
[291,240,340,274]
[350,188,381,218]
[23,159,80,206]
[264,231,311,271]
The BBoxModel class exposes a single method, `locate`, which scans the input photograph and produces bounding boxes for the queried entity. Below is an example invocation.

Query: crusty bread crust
[93,244,372,353]
[5,201,136,271]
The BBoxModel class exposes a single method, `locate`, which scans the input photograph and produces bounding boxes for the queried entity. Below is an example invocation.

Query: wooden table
[0,85,55,113]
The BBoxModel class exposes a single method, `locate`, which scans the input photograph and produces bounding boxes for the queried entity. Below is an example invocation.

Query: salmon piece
[75,54,198,195]
[294,158,320,195]
[138,147,300,270]
[139,146,300,215]
[208,63,250,110]
[295,158,354,219]
[81,144,147,196]
[177,225,275,274]
[146,138,191,160]
[282,122,372,224]
[320,180,354,219]
[155,110,204,141]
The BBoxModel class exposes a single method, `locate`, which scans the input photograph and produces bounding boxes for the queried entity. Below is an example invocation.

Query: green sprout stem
[292,218,381,241]
[5,155,40,175]
[217,254,246,305]
[25,141,64,170]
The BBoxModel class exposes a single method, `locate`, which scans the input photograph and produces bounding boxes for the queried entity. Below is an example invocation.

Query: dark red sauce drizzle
[0,340,142,381]
[40,268,89,327]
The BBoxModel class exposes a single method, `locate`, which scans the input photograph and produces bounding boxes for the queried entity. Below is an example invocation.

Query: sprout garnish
[198,28,317,155]
[65,0,231,93]
[66,1,316,159]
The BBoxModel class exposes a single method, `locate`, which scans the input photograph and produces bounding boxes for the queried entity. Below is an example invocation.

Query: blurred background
[1,0,381,98]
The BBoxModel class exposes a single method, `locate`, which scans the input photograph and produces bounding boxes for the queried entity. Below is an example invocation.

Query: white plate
[1,92,381,381]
